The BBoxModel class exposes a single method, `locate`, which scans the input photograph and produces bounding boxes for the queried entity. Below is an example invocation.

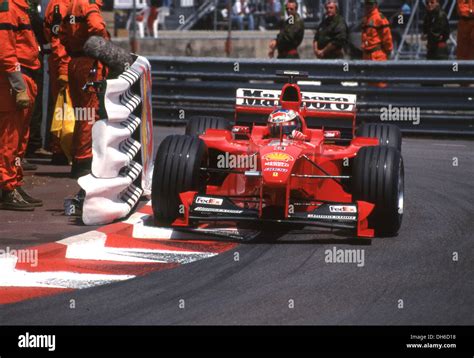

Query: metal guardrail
[149,56,474,136]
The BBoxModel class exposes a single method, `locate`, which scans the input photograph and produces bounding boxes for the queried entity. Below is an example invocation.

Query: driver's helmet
[267,109,302,137]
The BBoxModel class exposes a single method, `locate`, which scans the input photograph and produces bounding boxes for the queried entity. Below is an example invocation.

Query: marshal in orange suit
[59,0,109,178]
[0,0,43,211]
[361,0,393,88]
[457,0,474,60]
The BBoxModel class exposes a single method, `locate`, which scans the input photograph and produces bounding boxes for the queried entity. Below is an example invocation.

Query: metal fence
[149,56,474,136]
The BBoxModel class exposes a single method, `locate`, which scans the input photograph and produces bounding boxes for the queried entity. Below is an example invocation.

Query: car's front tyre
[151,135,208,225]
[352,145,404,237]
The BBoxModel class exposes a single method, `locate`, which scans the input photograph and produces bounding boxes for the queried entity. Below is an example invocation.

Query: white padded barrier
[79,55,154,225]
[91,115,141,178]
[102,70,142,121]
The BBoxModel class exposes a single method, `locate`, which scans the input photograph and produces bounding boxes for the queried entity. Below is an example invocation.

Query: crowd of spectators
[231,0,283,31]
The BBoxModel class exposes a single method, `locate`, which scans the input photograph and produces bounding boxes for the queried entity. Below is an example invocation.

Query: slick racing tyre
[185,115,231,136]
[356,123,402,151]
[151,135,208,225]
[352,145,404,237]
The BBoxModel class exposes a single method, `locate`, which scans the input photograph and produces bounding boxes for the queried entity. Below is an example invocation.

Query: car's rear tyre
[151,135,208,225]
[352,145,404,237]
[356,123,402,151]
[185,115,231,136]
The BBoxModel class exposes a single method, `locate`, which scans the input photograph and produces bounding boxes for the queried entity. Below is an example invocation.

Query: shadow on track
[245,224,372,246]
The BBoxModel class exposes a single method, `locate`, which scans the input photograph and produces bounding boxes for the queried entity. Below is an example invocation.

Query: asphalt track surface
[0,127,473,325]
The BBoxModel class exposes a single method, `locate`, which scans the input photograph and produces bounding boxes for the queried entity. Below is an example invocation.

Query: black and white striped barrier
[78,56,154,225]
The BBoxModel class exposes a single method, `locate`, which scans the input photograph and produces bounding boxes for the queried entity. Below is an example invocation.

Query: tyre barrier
[78,55,154,225]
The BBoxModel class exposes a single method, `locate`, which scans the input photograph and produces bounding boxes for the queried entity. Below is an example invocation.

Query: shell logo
[263,152,294,162]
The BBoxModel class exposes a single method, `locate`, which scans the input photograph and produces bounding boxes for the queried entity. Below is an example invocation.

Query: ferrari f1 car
[151,71,404,238]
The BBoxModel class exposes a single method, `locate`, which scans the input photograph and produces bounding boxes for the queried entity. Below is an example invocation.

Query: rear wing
[235,88,357,134]
[236,88,356,115]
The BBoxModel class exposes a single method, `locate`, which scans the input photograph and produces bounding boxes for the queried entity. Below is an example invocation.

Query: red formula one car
[151,71,404,238]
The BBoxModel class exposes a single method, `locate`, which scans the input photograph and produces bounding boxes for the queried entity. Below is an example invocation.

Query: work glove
[16,90,31,109]
[7,71,31,109]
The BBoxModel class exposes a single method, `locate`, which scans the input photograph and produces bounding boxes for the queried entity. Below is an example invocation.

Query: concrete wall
[112,30,318,59]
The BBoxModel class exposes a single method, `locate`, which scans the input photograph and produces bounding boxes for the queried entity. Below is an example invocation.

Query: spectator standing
[268,0,305,58]
[0,0,43,210]
[457,0,474,60]
[313,0,347,59]
[361,0,392,87]
[423,0,450,60]
[232,0,255,30]
[59,0,109,178]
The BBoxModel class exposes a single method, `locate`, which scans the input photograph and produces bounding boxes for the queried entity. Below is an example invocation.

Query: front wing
[173,192,375,238]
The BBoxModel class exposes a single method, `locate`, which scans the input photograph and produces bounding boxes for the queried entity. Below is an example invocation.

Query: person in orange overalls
[457,0,474,60]
[0,0,43,211]
[361,0,393,88]
[44,0,71,165]
[59,0,109,178]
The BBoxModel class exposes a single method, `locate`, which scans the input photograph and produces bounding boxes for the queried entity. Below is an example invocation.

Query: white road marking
[131,217,202,240]
[64,232,216,263]
[0,200,229,294]
[122,212,151,225]
[0,255,18,272]
[0,271,135,289]
[58,230,107,246]
[0,256,134,289]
